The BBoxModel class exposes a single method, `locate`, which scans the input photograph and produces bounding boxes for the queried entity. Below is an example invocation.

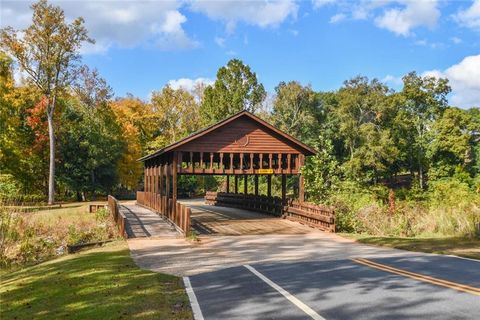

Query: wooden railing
[283,199,335,232]
[107,195,127,238]
[205,191,283,216]
[205,191,335,232]
[136,191,191,236]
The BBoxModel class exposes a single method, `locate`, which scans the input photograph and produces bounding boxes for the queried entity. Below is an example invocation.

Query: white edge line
[183,276,205,320]
[244,264,326,320]
[446,254,480,263]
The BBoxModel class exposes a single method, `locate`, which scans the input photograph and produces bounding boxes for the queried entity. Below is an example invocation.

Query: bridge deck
[121,202,179,238]
[180,198,315,236]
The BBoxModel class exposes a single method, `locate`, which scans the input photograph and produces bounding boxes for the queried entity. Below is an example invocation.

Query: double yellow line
[352,257,480,296]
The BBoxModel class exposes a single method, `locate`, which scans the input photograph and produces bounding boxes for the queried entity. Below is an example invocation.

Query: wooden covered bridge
[136,111,335,236]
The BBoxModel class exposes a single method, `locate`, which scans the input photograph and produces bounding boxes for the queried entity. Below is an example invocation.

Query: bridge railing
[107,195,128,238]
[283,199,335,232]
[205,191,335,232]
[136,191,191,236]
[205,191,283,216]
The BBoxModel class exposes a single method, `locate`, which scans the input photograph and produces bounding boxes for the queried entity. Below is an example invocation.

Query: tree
[149,86,201,151]
[333,76,398,182]
[271,81,318,143]
[200,59,266,124]
[428,107,476,182]
[399,72,451,189]
[1,0,93,203]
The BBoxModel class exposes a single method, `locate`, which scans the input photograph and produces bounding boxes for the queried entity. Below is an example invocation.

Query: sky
[1,0,479,108]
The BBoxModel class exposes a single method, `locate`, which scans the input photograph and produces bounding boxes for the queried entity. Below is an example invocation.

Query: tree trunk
[47,107,55,205]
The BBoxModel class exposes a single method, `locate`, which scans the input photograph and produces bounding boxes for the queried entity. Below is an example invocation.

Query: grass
[342,233,480,260]
[0,241,192,320]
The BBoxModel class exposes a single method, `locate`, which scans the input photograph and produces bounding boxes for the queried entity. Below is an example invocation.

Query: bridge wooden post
[244,175,248,194]
[298,154,305,202]
[254,175,259,196]
[234,175,239,194]
[173,152,178,202]
[267,175,272,197]
[226,175,230,193]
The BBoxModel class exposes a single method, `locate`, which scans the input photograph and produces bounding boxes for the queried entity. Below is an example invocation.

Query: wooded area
[1,0,479,238]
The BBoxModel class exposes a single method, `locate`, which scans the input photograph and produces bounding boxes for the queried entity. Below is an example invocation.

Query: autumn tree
[1,0,93,203]
[200,59,266,124]
[149,86,200,151]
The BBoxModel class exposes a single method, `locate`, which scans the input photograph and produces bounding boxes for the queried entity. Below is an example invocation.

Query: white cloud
[312,0,335,9]
[167,77,214,91]
[453,0,480,30]
[382,74,403,86]
[374,0,440,36]
[451,36,462,44]
[214,36,226,47]
[0,0,198,53]
[189,0,298,33]
[423,54,480,108]
[330,13,346,24]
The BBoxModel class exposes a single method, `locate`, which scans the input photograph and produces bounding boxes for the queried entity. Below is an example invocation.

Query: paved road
[187,256,479,320]
[125,202,480,319]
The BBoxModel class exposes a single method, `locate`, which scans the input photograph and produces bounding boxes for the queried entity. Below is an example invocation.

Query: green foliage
[200,59,266,124]
[271,81,318,143]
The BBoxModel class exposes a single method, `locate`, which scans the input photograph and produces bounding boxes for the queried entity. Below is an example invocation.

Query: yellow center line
[352,258,480,296]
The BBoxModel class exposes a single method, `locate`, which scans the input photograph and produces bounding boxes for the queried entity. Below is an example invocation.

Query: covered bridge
[136,110,335,235]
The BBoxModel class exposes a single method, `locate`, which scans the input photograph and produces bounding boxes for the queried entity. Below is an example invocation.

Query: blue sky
[2,0,479,107]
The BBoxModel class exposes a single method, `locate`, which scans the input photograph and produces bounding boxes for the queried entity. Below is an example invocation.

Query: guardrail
[205,191,283,216]
[107,195,127,238]
[205,191,335,232]
[136,191,191,236]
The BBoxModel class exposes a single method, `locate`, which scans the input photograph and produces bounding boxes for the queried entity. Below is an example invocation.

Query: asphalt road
[125,201,480,320]
[186,255,480,320]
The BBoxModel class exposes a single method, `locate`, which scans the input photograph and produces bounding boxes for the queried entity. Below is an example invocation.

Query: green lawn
[0,241,192,320]
[342,233,480,260]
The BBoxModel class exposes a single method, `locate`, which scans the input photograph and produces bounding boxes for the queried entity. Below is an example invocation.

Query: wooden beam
[250,153,254,172]
[299,154,305,202]
[210,152,214,170]
[259,154,263,169]
[165,164,170,198]
[268,153,273,169]
[230,153,234,173]
[254,175,259,196]
[144,166,147,192]
[278,153,282,173]
[244,175,247,194]
[220,153,224,172]
[173,153,178,201]
[287,154,291,174]
[234,175,238,194]
[267,175,272,197]
[240,153,244,171]
[200,152,204,170]
[159,164,164,196]
[190,152,193,170]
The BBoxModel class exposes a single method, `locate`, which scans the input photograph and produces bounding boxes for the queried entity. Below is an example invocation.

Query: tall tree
[1,0,92,203]
[271,81,318,143]
[149,85,200,151]
[399,72,451,189]
[200,59,266,124]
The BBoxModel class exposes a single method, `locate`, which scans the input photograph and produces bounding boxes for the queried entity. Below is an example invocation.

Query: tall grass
[329,179,480,238]
[0,201,118,269]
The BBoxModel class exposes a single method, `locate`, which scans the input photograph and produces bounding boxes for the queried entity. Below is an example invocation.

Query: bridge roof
[139,110,316,162]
